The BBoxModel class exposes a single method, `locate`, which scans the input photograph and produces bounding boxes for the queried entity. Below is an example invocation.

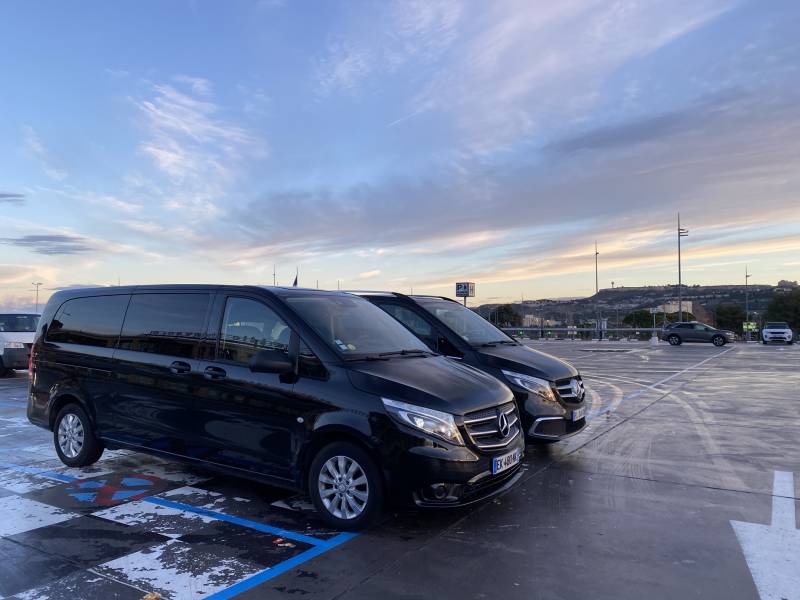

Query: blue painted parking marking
[0,459,359,597]
[205,531,359,600]
[0,461,76,482]
[144,495,328,547]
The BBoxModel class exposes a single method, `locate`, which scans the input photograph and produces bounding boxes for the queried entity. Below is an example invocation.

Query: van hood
[476,344,578,381]
[346,355,513,415]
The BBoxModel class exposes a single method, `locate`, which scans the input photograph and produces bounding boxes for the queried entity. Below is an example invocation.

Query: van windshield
[414,298,515,346]
[286,295,430,358]
[765,322,789,328]
[0,314,39,333]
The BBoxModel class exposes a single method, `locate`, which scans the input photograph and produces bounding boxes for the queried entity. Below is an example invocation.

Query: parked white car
[0,313,39,376]
[761,321,795,345]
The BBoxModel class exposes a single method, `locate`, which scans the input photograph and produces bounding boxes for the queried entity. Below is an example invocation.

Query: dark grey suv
[661,322,735,347]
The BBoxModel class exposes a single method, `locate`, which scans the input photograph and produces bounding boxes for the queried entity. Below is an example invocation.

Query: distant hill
[475,282,789,326]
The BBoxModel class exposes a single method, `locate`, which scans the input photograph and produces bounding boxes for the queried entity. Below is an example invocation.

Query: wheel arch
[48,390,94,431]
[301,424,382,491]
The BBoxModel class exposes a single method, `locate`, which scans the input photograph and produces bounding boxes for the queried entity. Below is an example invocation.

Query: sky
[1,0,799,311]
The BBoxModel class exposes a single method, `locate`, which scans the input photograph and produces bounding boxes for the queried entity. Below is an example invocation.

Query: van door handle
[204,366,227,380]
[170,361,192,374]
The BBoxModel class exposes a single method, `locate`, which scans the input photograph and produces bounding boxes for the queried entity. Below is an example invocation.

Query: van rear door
[39,294,129,434]
[111,292,212,454]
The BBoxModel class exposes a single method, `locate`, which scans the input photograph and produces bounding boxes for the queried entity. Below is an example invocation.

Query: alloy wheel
[58,413,84,458]
[318,455,369,520]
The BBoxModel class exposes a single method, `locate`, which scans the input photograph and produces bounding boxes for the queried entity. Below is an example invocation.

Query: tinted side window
[46,295,129,348]
[218,297,290,364]
[379,303,437,348]
[118,293,210,359]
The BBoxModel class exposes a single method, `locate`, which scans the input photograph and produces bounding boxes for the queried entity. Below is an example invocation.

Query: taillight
[28,346,34,377]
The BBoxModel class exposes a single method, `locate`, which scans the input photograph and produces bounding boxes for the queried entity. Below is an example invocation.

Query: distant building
[653,301,693,314]
[522,314,558,327]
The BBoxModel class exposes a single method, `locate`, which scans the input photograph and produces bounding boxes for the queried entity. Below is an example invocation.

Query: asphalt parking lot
[1,340,798,599]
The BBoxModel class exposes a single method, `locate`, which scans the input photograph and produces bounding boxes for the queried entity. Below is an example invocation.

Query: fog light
[423,483,463,502]
[431,483,448,500]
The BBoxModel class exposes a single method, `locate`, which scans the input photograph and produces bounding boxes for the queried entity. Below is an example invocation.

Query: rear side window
[0,314,39,332]
[218,297,290,364]
[118,293,210,359]
[47,295,129,348]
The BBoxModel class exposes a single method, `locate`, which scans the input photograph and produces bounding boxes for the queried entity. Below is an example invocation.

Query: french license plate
[572,407,586,421]
[492,448,522,475]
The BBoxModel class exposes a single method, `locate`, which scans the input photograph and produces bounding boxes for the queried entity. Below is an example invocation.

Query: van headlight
[501,370,557,402]
[381,398,464,445]
[3,342,25,349]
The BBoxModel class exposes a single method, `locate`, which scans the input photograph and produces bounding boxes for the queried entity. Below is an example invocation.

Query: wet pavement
[1,341,798,599]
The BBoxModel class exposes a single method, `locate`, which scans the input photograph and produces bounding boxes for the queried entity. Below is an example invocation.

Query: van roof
[47,284,356,302]
[349,291,457,302]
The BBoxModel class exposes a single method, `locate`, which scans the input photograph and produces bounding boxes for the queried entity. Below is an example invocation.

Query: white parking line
[589,347,734,419]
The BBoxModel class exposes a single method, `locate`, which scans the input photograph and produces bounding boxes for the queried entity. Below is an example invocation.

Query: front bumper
[0,348,29,369]
[529,416,587,440]
[763,333,793,343]
[389,435,526,508]
[519,383,587,442]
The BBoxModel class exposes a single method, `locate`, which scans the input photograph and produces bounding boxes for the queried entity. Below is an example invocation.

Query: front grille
[463,401,520,450]
[555,377,585,404]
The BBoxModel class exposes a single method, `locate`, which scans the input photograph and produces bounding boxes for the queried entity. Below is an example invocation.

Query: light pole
[677,214,689,321]
[32,282,42,314]
[745,266,751,342]
[594,241,602,340]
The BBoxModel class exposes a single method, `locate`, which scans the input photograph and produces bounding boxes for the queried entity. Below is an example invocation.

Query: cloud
[545,90,744,154]
[173,75,211,96]
[223,79,800,292]
[314,41,373,96]
[314,0,463,96]
[0,192,25,205]
[358,269,381,280]
[405,0,734,156]
[134,81,265,217]
[0,234,94,255]
[22,125,68,180]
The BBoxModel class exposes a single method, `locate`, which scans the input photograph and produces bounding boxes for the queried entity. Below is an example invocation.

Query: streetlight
[32,282,42,314]
[745,266,752,342]
[594,241,602,340]
[677,214,689,321]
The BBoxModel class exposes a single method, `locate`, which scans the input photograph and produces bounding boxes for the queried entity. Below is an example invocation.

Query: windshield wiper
[343,355,389,362]
[377,349,431,357]
[477,340,518,347]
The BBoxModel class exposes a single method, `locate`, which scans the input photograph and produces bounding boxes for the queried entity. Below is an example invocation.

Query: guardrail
[500,327,662,341]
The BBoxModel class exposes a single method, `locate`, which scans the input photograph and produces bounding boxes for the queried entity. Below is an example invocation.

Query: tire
[711,335,726,347]
[308,441,383,530]
[668,335,681,346]
[53,404,104,467]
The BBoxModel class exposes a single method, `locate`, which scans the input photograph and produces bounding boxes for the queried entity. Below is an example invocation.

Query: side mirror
[249,349,294,374]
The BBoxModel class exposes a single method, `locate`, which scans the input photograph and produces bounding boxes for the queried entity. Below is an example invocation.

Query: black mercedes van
[27,285,523,529]
[358,293,587,442]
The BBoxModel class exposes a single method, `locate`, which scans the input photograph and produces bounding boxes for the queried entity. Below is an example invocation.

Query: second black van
[28,285,524,529]
[357,293,587,442]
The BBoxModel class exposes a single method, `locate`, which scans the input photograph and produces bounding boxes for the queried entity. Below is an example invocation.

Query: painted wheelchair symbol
[65,473,167,507]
